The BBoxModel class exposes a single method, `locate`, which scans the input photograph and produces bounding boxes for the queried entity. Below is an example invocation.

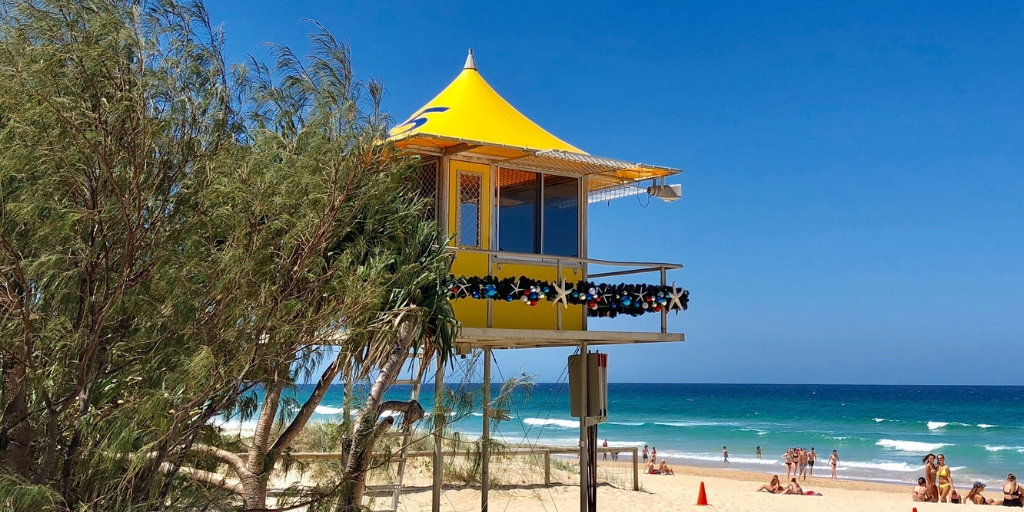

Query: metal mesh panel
[456,172,482,248]
[413,160,439,222]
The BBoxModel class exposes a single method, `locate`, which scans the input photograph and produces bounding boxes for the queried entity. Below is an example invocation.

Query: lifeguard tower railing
[447,247,683,339]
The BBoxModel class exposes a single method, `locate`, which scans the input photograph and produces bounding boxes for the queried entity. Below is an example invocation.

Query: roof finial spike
[464,48,477,70]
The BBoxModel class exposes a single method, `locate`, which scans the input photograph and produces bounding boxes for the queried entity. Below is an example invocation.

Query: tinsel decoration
[447,275,689,318]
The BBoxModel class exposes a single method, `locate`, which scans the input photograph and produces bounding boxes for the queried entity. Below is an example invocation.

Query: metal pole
[578,341,588,512]
[432,357,445,512]
[481,348,491,512]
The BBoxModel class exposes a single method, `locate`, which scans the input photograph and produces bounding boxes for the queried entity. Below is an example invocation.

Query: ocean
[219,383,1024,486]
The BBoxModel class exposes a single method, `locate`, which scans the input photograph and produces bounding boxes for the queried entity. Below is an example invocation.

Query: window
[413,159,439,222]
[496,168,579,257]
[497,169,539,253]
[456,172,482,248]
[543,175,579,257]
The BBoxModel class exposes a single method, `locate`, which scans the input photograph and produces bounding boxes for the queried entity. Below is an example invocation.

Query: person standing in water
[923,453,939,503]
[756,446,761,459]
[642,445,649,463]
[936,454,954,503]
[808,448,816,477]
[723,446,730,464]
[828,450,839,480]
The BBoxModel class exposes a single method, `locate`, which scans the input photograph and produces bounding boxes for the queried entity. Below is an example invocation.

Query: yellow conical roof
[389,51,584,155]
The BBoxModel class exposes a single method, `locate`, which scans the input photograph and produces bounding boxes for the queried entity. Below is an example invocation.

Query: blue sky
[208,1,1024,385]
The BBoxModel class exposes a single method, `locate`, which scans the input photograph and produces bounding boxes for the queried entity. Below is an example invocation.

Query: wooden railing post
[632,447,639,491]
[544,450,551,486]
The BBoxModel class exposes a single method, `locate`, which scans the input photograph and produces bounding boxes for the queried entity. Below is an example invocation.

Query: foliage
[0,0,455,510]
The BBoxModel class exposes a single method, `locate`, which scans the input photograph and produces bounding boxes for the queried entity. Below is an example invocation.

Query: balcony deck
[448,247,685,349]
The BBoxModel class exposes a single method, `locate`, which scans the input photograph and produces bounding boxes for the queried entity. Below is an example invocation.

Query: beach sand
[359,459,960,512]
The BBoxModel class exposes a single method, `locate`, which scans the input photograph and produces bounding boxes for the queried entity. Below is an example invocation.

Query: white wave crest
[842,460,919,473]
[314,406,344,415]
[978,424,996,429]
[653,421,733,428]
[876,439,951,452]
[608,421,644,426]
[985,445,1024,453]
[927,421,949,430]
[874,418,886,422]
[523,418,578,429]
[658,450,778,466]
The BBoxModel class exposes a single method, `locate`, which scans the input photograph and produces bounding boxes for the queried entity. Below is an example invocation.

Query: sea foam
[523,418,579,429]
[876,439,951,452]
[927,421,949,430]
[985,445,1024,453]
[314,405,344,415]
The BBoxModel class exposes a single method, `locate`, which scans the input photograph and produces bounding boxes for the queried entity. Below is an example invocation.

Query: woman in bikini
[1004,473,1023,507]
[923,454,939,503]
[757,475,783,493]
[936,454,954,503]
[828,450,839,480]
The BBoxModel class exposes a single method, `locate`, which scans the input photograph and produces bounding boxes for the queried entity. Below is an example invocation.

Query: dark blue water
[218,383,1024,485]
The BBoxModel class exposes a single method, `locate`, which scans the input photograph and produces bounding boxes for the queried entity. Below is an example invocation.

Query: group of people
[641,444,674,475]
[913,453,1023,506]
[756,475,819,496]
[779,447,839,481]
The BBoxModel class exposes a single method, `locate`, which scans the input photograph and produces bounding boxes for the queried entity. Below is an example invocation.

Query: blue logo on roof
[390,106,450,137]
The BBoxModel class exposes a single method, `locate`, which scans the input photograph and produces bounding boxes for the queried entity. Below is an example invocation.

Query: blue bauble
[622,298,632,306]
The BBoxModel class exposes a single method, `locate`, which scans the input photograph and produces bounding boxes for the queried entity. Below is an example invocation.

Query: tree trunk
[1,359,32,478]
[334,323,419,512]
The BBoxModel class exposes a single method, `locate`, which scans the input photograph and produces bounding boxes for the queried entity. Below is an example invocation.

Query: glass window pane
[457,172,481,247]
[497,168,539,253]
[542,175,579,257]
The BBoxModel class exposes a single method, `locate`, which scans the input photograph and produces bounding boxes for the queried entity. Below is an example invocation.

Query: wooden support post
[632,447,639,491]
[578,341,588,512]
[482,347,491,512]
[544,450,551,486]
[660,267,668,334]
[432,357,445,512]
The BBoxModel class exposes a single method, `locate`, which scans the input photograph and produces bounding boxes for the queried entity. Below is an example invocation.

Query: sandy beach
[384,461,945,512]
[261,453,961,512]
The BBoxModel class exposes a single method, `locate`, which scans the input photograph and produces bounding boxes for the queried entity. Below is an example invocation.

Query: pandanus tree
[0,0,456,510]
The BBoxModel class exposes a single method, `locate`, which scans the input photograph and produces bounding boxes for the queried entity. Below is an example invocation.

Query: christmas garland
[448,275,689,318]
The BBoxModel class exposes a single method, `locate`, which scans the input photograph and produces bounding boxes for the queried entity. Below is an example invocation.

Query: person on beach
[757,475,784,493]
[642,445,649,463]
[798,448,809,480]
[602,439,608,461]
[808,448,816,477]
[923,453,939,503]
[828,450,839,480]
[723,446,730,464]
[913,477,933,502]
[1003,473,1022,507]
[964,481,998,505]
[936,454,954,502]
[651,447,657,464]
[756,446,761,459]
[658,460,675,475]
[784,449,795,478]
[783,478,804,495]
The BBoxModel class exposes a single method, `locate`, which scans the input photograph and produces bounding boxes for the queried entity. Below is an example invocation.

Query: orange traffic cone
[697,481,709,506]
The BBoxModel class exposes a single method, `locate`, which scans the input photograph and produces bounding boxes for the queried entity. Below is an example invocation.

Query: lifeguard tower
[388,50,687,512]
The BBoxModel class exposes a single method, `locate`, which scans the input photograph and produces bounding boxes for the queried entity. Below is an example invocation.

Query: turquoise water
[222,383,1024,486]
